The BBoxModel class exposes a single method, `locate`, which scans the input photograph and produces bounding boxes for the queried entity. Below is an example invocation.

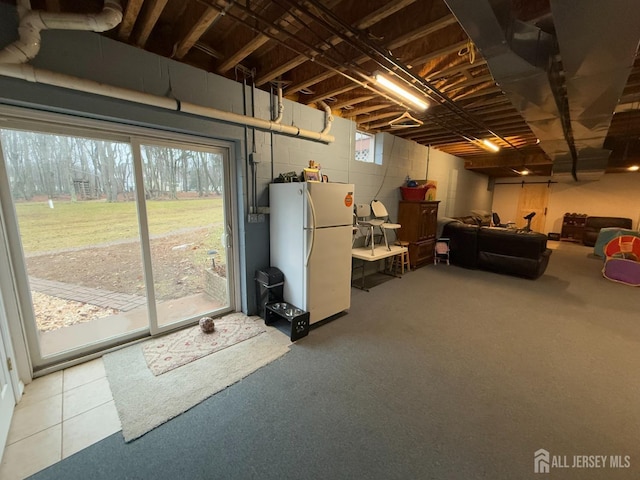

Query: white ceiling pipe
[184,101,335,142]
[273,87,284,123]
[0,0,123,64]
[0,63,177,110]
[16,0,31,20]
[0,63,336,143]
[318,100,333,135]
[0,0,333,142]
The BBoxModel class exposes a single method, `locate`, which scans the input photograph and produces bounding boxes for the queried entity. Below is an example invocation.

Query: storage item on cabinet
[397,201,439,268]
[400,186,427,201]
[560,213,587,242]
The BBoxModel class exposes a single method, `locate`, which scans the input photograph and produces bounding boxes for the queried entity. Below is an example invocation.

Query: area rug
[103,323,291,442]
[142,313,267,375]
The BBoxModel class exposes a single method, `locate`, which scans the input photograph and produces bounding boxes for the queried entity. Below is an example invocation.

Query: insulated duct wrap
[444,0,567,169]
[445,0,640,180]
[550,0,640,176]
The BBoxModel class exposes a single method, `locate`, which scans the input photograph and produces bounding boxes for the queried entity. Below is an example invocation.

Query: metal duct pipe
[0,63,336,143]
[550,0,640,177]
[0,0,123,64]
[445,0,640,181]
[444,0,569,170]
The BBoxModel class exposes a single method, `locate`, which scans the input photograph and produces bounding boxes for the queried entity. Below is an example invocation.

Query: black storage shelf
[560,213,587,242]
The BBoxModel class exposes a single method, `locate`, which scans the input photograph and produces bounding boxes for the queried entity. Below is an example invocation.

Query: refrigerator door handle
[305,188,317,266]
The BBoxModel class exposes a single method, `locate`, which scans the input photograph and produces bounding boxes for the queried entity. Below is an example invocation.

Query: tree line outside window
[0,129,224,202]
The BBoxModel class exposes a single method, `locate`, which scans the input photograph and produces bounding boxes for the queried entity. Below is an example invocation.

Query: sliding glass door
[137,141,232,333]
[0,117,236,369]
[0,129,148,359]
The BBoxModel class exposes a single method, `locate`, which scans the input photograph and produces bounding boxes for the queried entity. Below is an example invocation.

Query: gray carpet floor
[31,241,640,479]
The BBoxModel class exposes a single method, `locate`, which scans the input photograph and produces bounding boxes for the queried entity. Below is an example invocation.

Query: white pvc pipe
[318,100,333,135]
[0,0,333,142]
[16,0,31,20]
[0,63,336,143]
[273,87,284,123]
[0,0,123,64]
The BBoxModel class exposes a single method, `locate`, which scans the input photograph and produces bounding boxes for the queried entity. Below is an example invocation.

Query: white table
[351,245,408,291]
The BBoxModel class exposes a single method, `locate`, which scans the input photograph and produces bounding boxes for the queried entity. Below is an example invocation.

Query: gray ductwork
[550,0,640,178]
[444,0,640,180]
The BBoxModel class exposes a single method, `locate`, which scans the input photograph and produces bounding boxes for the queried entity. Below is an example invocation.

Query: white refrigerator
[269,182,355,325]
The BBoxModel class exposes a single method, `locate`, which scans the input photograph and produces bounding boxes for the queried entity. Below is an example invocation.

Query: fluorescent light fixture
[481,139,500,152]
[628,165,639,172]
[520,168,530,175]
[374,73,428,111]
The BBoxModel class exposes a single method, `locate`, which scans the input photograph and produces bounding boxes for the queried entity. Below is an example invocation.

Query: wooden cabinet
[397,201,439,268]
[560,213,587,242]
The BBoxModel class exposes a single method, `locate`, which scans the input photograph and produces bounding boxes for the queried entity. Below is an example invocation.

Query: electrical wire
[373,134,396,200]
[200,0,419,112]
[215,0,516,152]
[285,0,520,151]
[269,0,351,63]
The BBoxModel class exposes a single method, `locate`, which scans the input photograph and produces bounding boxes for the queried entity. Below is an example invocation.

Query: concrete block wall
[0,3,492,317]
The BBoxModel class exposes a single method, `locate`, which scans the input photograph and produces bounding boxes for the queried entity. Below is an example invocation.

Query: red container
[400,186,427,201]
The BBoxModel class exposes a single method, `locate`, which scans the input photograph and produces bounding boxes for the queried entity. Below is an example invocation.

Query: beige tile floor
[0,358,121,480]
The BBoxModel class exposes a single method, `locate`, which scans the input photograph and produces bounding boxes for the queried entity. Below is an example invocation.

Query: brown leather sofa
[440,219,552,279]
[583,216,633,247]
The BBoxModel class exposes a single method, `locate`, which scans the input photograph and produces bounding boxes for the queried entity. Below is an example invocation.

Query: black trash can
[255,267,284,319]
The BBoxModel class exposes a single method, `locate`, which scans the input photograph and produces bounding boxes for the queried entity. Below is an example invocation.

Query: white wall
[345,132,492,222]
[0,2,493,318]
[492,173,640,234]
[426,147,492,219]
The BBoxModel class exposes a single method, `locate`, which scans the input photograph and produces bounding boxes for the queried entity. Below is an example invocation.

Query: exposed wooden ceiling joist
[118,0,144,41]
[134,0,170,47]
[332,95,376,109]
[32,0,640,177]
[255,0,413,86]
[285,12,461,95]
[172,2,223,59]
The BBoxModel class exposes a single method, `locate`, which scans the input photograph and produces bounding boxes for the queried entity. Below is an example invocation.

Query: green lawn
[15,197,224,253]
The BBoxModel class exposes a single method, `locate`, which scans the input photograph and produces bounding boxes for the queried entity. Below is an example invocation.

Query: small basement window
[355,130,375,163]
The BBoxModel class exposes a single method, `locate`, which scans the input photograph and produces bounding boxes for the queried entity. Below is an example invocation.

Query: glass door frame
[0,105,240,372]
[131,137,237,336]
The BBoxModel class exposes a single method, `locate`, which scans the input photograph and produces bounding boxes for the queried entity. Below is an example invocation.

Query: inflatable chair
[602,236,640,286]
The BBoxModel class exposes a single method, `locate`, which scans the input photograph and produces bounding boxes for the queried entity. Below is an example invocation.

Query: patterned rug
[142,313,267,375]
[104,327,290,441]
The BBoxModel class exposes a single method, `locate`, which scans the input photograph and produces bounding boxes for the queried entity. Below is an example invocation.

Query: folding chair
[354,204,383,255]
[370,200,401,251]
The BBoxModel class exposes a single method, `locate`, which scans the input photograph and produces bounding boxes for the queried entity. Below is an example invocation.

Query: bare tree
[1,130,34,200]
[2,129,225,204]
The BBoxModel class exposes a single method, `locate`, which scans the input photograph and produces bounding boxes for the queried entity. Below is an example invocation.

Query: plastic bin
[255,267,284,319]
[400,186,427,201]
